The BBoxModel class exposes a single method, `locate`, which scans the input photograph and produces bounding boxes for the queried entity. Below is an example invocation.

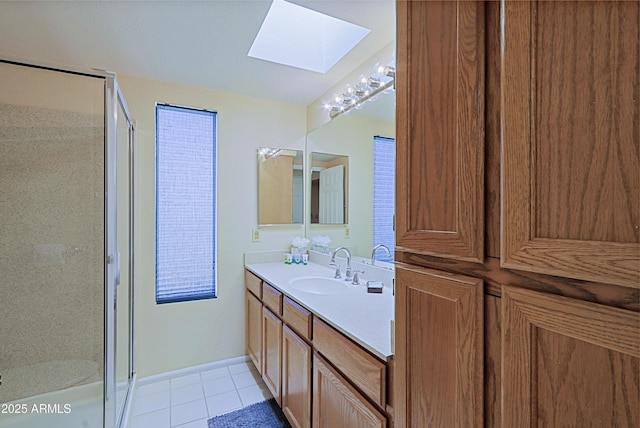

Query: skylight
[248,0,370,73]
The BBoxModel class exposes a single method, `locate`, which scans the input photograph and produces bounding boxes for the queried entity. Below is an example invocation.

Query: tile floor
[129,360,272,428]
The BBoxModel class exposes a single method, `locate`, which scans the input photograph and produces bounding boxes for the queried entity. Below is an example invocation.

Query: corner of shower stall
[0,60,135,428]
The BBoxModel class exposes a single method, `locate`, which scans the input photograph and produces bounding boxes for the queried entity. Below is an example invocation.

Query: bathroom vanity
[244,255,394,428]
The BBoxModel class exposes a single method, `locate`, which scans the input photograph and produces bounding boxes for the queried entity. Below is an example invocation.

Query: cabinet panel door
[501,0,640,287]
[502,286,640,427]
[262,306,282,404]
[246,291,262,374]
[313,354,386,428]
[394,264,483,427]
[396,0,485,262]
[282,325,311,428]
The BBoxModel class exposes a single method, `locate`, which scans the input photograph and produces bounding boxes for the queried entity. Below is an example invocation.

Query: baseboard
[135,355,251,386]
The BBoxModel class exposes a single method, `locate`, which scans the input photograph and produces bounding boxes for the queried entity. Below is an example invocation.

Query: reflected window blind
[373,136,395,262]
[155,104,217,303]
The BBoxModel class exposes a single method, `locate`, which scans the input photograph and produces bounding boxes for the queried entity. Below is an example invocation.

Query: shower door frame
[105,76,136,428]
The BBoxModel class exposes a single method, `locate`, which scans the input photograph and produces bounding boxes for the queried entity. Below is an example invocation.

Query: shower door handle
[115,251,121,286]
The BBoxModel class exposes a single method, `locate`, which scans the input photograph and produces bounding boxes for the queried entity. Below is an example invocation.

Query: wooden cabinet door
[246,291,262,374]
[394,263,483,427]
[282,325,311,428]
[262,306,282,404]
[502,286,640,427]
[501,0,640,287]
[395,0,485,262]
[313,354,386,428]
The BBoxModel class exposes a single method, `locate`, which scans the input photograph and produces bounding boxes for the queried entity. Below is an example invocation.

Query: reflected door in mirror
[258,148,304,225]
[310,153,348,225]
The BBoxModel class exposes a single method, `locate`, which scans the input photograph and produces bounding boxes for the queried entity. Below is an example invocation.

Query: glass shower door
[0,61,135,428]
[0,61,106,427]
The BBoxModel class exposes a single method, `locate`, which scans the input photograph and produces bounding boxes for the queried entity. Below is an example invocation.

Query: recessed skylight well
[248,0,370,73]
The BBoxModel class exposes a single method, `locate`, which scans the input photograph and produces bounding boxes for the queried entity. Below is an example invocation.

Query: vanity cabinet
[246,272,310,423]
[395,0,639,426]
[262,305,282,404]
[282,324,311,428]
[313,318,387,409]
[246,291,262,375]
[313,354,386,428]
[281,296,312,428]
[261,282,284,404]
[245,269,392,427]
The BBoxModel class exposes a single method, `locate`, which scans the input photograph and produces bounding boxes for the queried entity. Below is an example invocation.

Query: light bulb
[367,76,381,89]
[373,62,385,76]
[344,84,356,97]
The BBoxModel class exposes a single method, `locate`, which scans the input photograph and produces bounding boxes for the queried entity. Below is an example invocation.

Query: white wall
[118,75,307,377]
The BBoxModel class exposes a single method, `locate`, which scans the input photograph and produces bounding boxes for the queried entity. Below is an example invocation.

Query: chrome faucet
[330,246,352,281]
[371,244,391,266]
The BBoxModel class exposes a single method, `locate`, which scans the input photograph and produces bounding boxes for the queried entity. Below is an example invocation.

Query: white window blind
[155,104,217,303]
[373,135,395,262]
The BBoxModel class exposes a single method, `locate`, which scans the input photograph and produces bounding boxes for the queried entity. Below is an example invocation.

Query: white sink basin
[289,276,350,295]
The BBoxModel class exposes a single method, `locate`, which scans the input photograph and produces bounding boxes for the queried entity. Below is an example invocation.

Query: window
[155,104,217,303]
[373,135,395,262]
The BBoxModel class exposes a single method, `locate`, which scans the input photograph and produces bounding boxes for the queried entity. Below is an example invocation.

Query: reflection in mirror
[310,152,348,224]
[305,91,394,257]
[258,148,303,225]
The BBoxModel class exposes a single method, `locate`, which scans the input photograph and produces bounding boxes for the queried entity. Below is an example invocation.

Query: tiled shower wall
[0,101,104,402]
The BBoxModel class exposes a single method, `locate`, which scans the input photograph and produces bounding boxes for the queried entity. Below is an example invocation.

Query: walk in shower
[0,60,134,428]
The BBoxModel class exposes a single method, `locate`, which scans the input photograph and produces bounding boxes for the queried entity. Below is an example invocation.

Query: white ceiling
[0,0,395,107]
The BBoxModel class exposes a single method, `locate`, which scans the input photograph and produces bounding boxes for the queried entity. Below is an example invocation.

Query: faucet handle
[351,270,365,285]
[333,266,342,279]
[344,266,353,281]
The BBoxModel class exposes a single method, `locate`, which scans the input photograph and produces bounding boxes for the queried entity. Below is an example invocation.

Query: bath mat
[207,398,291,428]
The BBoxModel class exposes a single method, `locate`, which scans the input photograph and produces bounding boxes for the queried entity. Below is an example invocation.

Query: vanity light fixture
[323,61,396,119]
[258,147,282,160]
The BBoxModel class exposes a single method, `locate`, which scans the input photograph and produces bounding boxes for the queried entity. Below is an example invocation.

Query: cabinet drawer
[283,296,312,342]
[313,353,387,428]
[313,318,386,408]
[245,270,262,299]
[262,282,283,315]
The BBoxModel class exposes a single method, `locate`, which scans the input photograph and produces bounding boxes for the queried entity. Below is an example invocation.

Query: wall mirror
[310,152,349,224]
[258,148,303,225]
[305,90,395,257]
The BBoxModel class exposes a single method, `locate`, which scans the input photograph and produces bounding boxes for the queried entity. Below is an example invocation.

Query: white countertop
[245,261,394,360]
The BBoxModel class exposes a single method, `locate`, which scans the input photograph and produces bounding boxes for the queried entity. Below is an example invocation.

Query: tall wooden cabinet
[394,264,483,427]
[395,0,485,263]
[394,0,639,426]
[502,286,639,427]
[501,0,639,288]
